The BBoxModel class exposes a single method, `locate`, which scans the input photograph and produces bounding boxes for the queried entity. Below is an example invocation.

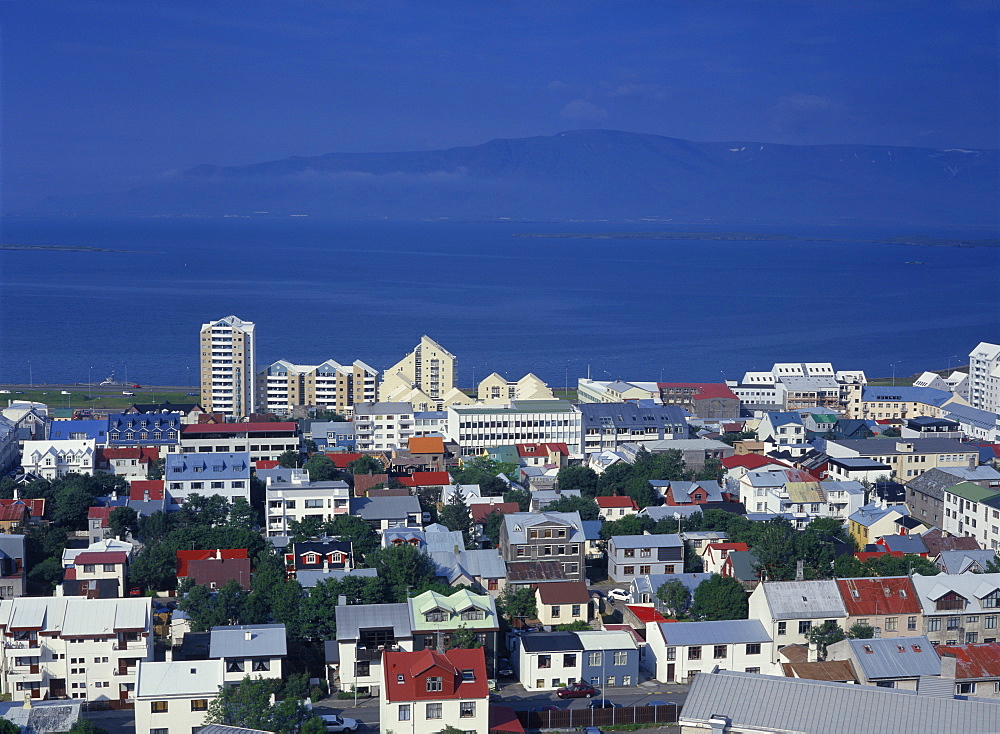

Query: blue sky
[2,0,997,209]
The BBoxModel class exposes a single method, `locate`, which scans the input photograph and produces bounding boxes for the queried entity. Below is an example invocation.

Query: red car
[556,682,597,699]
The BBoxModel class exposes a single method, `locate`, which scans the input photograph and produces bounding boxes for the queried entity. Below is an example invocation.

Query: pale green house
[409,589,500,667]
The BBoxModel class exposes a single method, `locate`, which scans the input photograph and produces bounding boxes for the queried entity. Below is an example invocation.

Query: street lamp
[890,361,901,387]
[947,355,960,371]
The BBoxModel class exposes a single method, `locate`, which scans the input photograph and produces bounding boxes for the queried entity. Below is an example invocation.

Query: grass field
[2,388,198,412]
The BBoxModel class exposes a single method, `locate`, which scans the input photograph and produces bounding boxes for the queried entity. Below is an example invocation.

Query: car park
[556,682,597,699]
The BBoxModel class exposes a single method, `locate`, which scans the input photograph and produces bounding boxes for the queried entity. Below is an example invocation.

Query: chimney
[12,488,18,502]
[165,647,173,662]
[795,560,804,582]
[708,715,729,734]
[807,642,820,663]
[144,489,150,502]
[939,652,957,680]
[244,630,254,642]
[338,594,347,607]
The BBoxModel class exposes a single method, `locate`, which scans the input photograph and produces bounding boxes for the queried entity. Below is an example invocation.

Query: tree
[277,450,301,468]
[0,722,21,734]
[556,465,599,497]
[327,514,380,557]
[108,506,138,540]
[806,621,846,659]
[986,556,1000,574]
[447,624,482,649]
[303,439,318,454]
[205,675,311,733]
[847,622,875,639]
[300,718,327,734]
[553,620,592,631]
[503,487,531,512]
[51,484,98,529]
[482,510,505,547]
[439,485,472,543]
[368,543,438,602]
[544,495,600,522]
[129,542,177,592]
[600,514,654,540]
[67,721,108,734]
[690,574,748,620]
[304,454,339,482]
[176,493,230,527]
[694,457,726,482]
[347,455,383,475]
[230,496,258,529]
[656,579,692,618]
[147,457,165,480]
[452,457,518,487]
[497,584,537,624]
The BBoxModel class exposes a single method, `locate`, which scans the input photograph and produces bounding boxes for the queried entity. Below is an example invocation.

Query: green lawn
[3,388,198,411]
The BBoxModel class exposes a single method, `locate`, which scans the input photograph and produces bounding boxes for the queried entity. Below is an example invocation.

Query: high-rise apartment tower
[199,315,256,417]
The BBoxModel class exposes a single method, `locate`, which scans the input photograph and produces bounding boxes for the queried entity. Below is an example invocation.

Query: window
[984,591,1000,609]
[622,675,631,686]
[614,651,628,666]
[538,655,552,669]
[191,700,208,712]
[252,660,269,672]
[907,617,917,631]
[639,565,651,575]
[624,549,635,558]
[745,643,761,655]
[563,654,576,667]
[666,647,676,661]
[885,617,897,631]
[398,705,410,722]
[986,616,997,629]
[957,682,977,695]
[745,667,761,674]
[426,677,442,692]
[151,729,168,734]
[551,606,561,618]
[623,566,635,576]
[151,702,168,713]
[588,652,602,666]
[488,579,499,591]
[947,616,962,631]
[966,632,979,644]
[798,621,812,635]
[929,618,942,632]
[460,702,476,719]
[713,645,727,659]
[572,604,582,617]
[688,646,702,660]
[426,703,442,720]
[227,661,244,673]
[967,616,980,624]
[83,565,96,574]
[777,622,786,636]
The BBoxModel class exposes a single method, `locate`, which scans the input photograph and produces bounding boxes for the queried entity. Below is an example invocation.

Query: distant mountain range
[31,130,999,226]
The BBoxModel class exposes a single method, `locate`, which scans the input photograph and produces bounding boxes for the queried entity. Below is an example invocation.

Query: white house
[644,619,777,683]
[21,440,95,479]
[265,477,351,537]
[747,580,848,662]
[134,659,224,734]
[209,624,287,685]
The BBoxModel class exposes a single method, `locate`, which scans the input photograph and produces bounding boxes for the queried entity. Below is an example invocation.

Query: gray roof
[210,624,287,659]
[912,573,1000,614]
[656,619,770,646]
[201,726,274,734]
[578,402,687,430]
[351,495,421,521]
[759,580,847,620]
[0,534,25,560]
[429,548,506,583]
[680,669,1000,734]
[0,700,82,734]
[880,535,928,554]
[296,568,378,587]
[502,511,584,543]
[632,572,711,598]
[136,659,224,697]
[581,520,603,540]
[609,534,682,549]
[829,437,977,456]
[835,636,940,680]
[640,438,731,452]
[640,505,707,521]
[354,402,412,416]
[935,550,999,574]
[520,631,584,653]
[335,602,412,641]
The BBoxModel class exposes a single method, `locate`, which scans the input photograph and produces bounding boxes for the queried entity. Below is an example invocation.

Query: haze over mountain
[33,130,998,227]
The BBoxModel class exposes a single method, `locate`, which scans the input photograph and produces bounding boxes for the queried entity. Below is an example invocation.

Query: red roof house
[836,577,922,626]
[936,643,1000,683]
[326,452,363,469]
[383,648,489,705]
[0,498,45,522]
[595,495,639,519]
[177,548,250,579]
[469,502,519,524]
[256,459,280,471]
[129,480,165,502]
[625,605,670,625]
[398,471,451,488]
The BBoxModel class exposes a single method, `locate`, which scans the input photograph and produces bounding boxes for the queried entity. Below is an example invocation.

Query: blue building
[48,419,108,443]
[578,401,688,453]
[164,452,251,505]
[514,629,640,692]
[106,413,181,447]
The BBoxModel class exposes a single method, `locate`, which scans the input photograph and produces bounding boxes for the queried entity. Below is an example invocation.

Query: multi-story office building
[446,401,583,456]
[256,359,378,416]
[968,342,1000,413]
[199,315,256,418]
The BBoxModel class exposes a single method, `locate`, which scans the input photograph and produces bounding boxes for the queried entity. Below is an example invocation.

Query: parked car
[588,701,621,709]
[122,391,134,396]
[319,715,359,733]
[582,728,603,734]
[497,659,514,677]
[607,588,632,603]
[557,682,597,699]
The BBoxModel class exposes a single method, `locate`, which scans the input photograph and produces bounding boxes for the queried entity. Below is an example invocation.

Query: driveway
[82,710,136,734]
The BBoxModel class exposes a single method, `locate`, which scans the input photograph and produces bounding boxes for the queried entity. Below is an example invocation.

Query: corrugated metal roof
[656,619,771,646]
[575,630,637,650]
[335,603,411,641]
[609,534,682,549]
[210,623,288,659]
[680,669,1000,734]
[761,580,847,620]
[503,512,585,543]
[836,636,940,680]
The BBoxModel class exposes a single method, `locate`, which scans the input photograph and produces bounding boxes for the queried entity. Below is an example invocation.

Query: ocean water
[0,217,998,387]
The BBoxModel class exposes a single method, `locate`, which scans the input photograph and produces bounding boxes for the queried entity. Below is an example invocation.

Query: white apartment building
[266,475,351,537]
[446,401,583,457]
[941,481,1000,552]
[176,422,299,463]
[644,620,778,683]
[257,359,378,416]
[135,659,223,734]
[210,624,286,686]
[163,453,251,505]
[0,597,152,702]
[968,342,1000,413]
[477,373,554,404]
[747,580,848,663]
[21,440,96,479]
[354,402,416,451]
[199,315,256,418]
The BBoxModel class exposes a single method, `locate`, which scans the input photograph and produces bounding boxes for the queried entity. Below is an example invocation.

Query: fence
[516,703,679,729]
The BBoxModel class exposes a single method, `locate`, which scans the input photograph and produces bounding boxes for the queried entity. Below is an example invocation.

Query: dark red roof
[836,577,921,616]
[721,454,788,470]
[626,605,669,624]
[470,503,519,523]
[0,504,29,522]
[176,548,249,577]
[256,459,280,470]
[706,542,750,553]
[326,452,362,468]
[100,447,159,461]
[74,551,128,565]
[936,643,1000,679]
[0,498,44,518]
[596,496,639,509]
[921,528,982,556]
[657,382,739,400]
[398,471,451,487]
[87,506,113,526]
[489,706,524,734]
[536,581,591,605]
[383,648,488,702]
[181,422,297,434]
[353,473,389,496]
[516,443,570,457]
[129,481,165,501]
[854,550,905,562]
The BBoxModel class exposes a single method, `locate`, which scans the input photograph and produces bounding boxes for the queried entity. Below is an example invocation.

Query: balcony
[355,644,399,661]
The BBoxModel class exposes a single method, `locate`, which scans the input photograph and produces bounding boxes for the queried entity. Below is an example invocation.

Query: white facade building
[135,659,223,734]
[353,402,416,452]
[20,440,96,479]
[644,620,777,683]
[199,315,256,418]
[266,476,351,537]
[446,401,583,457]
[968,342,1000,414]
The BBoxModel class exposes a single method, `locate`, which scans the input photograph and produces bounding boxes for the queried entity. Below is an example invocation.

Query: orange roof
[836,577,921,616]
[409,436,445,454]
[936,643,1000,679]
[595,496,639,509]
[398,471,451,487]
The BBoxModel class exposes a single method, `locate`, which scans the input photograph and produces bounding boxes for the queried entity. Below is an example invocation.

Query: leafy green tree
[544,495,600,521]
[304,454,339,482]
[299,718,327,734]
[176,493,230,527]
[205,675,310,733]
[347,455,383,475]
[108,506,138,540]
[447,624,482,649]
[277,450,301,468]
[556,465,599,497]
[180,583,231,631]
[288,516,326,544]
[439,485,472,543]
[497,584,537,624]
[806,620,846,659]
[368,543,439,602]
[230,496,258,529]
[482,510,506,546]
[553,620,592,631]
[503,487,531,512]
[303,439,318,454]
[690,574,748,620]
[51,484,98,529]
[847,622,875,639]
[0,721,21,734]
[147,457,165,480]
[313,410,348,422]
[438,726,465,734]
[128,542,177,592]
[327,514,380,557]
[67,720,108,734]
[694,457,726,482]
[27,556,64,594]
[986,556,1000,574]
[452,457,518,488]
[137,510,177,544]
[656,579,692,618]
[600,514,654,540]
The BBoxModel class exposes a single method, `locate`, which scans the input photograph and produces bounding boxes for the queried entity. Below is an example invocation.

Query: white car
[320,715,359,733]
[607,588,632,603]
